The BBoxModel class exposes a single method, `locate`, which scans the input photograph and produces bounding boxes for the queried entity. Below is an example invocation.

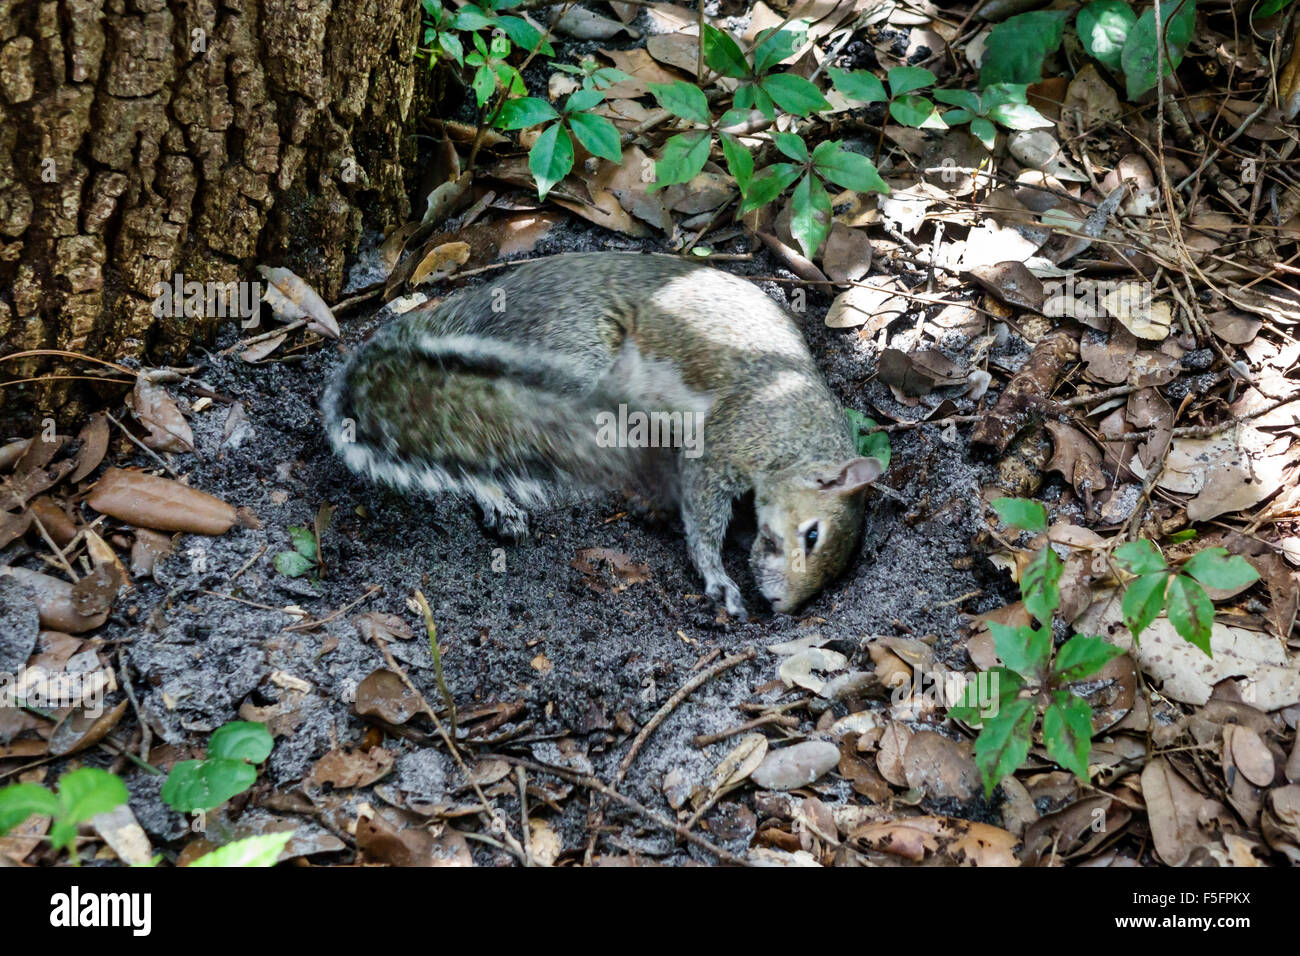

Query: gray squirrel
[321,252,882,618]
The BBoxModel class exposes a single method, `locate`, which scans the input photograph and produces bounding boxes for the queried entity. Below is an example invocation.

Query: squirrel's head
[750,457,882,613]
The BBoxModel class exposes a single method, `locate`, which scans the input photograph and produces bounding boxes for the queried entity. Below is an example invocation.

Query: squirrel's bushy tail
[322,331,643,506]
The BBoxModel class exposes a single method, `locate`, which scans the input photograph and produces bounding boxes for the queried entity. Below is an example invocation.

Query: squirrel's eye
[802,523,819,551]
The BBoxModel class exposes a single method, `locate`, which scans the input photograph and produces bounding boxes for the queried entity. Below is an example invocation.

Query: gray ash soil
[43,231,1014,864]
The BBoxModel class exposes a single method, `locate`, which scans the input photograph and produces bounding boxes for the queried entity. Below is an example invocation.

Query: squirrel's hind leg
[470,483,530,540]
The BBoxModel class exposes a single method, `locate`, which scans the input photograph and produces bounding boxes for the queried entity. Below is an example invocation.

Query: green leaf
[568,112,623,162]
[55,768,129,828]
[1042,692,1095,781]
[491,96,553,132]
[1167,528,1198,543]
[990,621,1053,680]
[1182,547,1260,591]
[720,133,754,195]
[887,66,936,96]
[971,116,997,150]
[988,102,1054,130]
[0,782,58,834]
[974,697,1036,796]
[1078,0,1138,71]
[979,9,1069,86]
[772,131,809,162]
[161,759,258,813]
[1022,546,1063,626]
[827,67,887,104]
[888,94,945,128]
[529,122,574,199]
[991,497,1047,533]
[471,64,496,107]
[738,162,800,213]
[788,172,832,260]
[949,667,1025,726]
[439,31,464,66]
[1115,539,1166,575]
[288,525,316,560]
[941,108,973,126]
[1052,635,1124,683]
[274,550,314,578]
[564,88,605,113]
[845,410,891,470]
[188,832,294,868]
[734,82,777,120]
[653,130,712,191]
[981,82,1030,109]
[1121,0,1197,100]
[588,67,631,90]
[1252,0,1291,16]
[1122,571,1168,642]
[752,26,804,75]
[1166,573,1214,656]
[811,140,889,194]
[760,73,831,116]
[932,88,980,112]
[496,15,553,55]
[209,721,274,763]
[450,6,494,30]
[702,24,749,79]
[648,81,711,125]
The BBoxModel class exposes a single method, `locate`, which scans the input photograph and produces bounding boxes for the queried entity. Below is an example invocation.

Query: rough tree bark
[0,0,431,421]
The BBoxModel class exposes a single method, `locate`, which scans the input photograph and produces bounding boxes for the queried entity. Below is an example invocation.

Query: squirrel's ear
[817,457,883,495]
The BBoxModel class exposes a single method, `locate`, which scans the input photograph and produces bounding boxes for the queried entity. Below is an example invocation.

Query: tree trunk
[0,0,430,421]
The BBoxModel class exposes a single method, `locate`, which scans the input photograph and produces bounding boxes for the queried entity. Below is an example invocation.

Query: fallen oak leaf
[87,468,259,535]
[258,265,340,338]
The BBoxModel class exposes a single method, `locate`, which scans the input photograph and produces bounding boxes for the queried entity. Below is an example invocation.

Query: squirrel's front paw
[478,497,530,541]
[705,574,748,622]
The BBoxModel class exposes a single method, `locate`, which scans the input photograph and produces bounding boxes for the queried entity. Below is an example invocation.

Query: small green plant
[932,83,1052,150]
[275,524,319,578]
[161,721,274,814]
[827,65,945,130]
[497,89,623,199]
[739,131,889,258]
[551,55,630,92]
[0,767,129,863]
[702,24,828,121]
[954,497,1262,796]
[981,1,1197,100]
[418,0,552,72]
[950,498,1124,795]
[274,502,333,579]
[845,410,892,471]
[1114,539,1258,655]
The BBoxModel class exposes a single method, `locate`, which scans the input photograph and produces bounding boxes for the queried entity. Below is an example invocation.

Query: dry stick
[117,646,153,763]
[583,646,757,863]
[364,623,528,864]
[615,647,757,786]
[283,583,382,633]
[219,319,306,357]
[497,755,750,866]
[692,712,798,748]
[869,413,984,434]
[103,412,181,479]
[517,765,533,867]
[29,511,79,582]
[229,543,268,584]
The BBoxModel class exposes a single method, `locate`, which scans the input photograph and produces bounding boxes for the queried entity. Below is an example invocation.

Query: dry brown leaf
[258,265,340,338]
[88,468,251,535]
